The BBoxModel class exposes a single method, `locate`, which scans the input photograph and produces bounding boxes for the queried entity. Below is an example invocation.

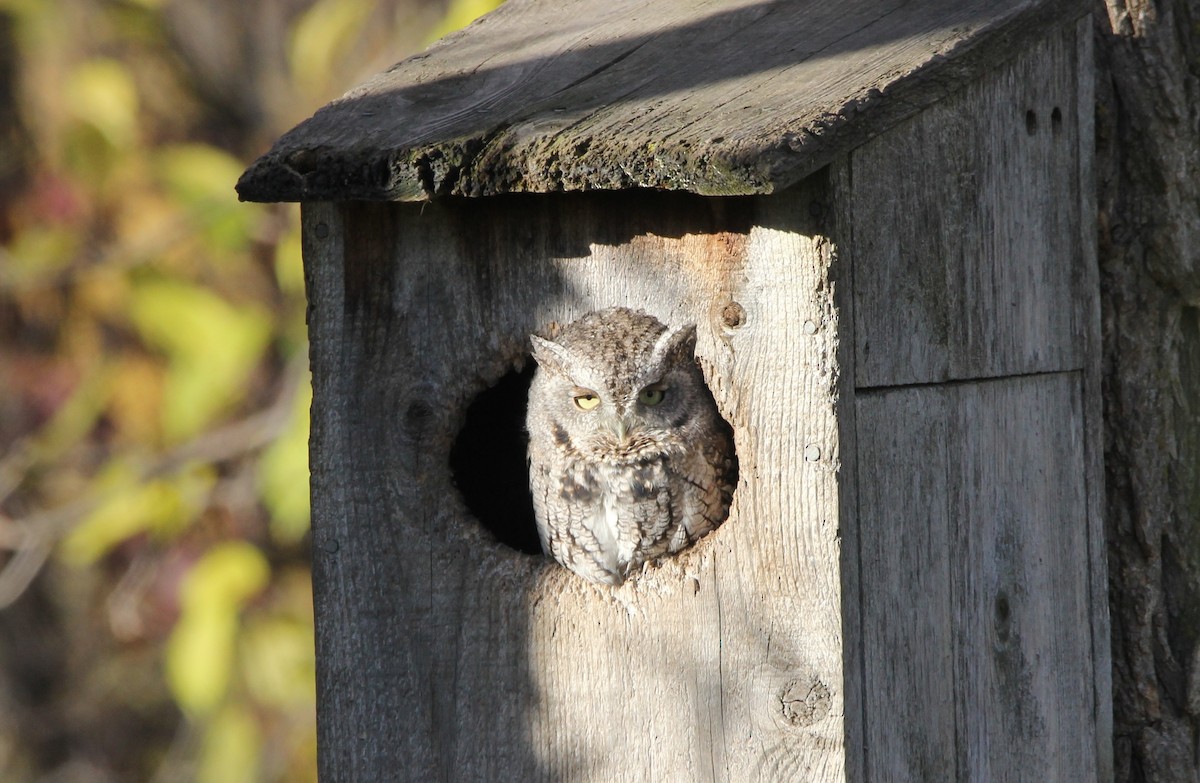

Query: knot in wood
[994,590,1013,642]
[721,301,746,328]
[779,676,831,727]
[404,400,435,441]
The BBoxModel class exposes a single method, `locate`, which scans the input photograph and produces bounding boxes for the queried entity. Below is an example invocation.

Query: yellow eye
[638,386,666,406]
[574,392,600,410]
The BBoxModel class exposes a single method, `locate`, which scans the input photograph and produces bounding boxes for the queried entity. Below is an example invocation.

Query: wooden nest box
[238,0,1111,779]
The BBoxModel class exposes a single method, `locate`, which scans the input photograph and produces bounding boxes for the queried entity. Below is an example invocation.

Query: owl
[526,307,737,585]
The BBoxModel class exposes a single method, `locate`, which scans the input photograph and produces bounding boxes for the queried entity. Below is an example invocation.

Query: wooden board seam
[855,366,1084,394]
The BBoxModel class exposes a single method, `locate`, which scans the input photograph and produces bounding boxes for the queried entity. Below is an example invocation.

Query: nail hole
[1025,109,1038,135]
[1050,106,1063,135]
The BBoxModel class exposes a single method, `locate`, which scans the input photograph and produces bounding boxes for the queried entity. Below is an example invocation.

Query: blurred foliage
[0,0,501,780]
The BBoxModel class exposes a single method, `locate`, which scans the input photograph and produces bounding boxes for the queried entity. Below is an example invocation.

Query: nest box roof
[236,0,1085,202]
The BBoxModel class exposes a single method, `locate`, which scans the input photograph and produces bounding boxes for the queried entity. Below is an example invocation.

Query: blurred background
[0,0,500,780]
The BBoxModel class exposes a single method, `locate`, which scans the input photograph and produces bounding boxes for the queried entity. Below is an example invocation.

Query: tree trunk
[1095,1,1200,780]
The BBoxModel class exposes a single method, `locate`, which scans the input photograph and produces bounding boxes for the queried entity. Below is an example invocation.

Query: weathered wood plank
[296,13,1111,782]
[828,155,866,783]
[1072,15,1113,779]
[238,0,1088,202]
[855,372,1102,781]
[303,183,849,780]
[850,22,1086,387]
[854,384,957,781]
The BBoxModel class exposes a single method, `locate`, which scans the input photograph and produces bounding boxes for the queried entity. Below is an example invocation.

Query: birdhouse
[238,0,1111,779]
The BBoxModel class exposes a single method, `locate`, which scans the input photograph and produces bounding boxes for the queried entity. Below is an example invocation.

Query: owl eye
[573,392,600,411]
[638,386,666,406]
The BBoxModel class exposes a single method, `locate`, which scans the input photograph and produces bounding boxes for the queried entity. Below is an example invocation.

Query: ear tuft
[651,323,697,366]
[530,334,572,373]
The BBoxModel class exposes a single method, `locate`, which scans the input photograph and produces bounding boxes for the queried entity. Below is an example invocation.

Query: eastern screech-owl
[526,307,737,585]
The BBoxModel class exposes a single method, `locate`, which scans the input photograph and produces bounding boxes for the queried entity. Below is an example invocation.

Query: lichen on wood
[237,0,1090,203]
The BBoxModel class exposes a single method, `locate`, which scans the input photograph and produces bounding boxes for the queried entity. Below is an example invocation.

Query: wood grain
[855,373,1101,781]
[835,18,1109,780]
[849,22,1087,387]
[238,0,1088,202]
[1073,16,1113,778]
[295,11,1111,781]
[302,182,851,780]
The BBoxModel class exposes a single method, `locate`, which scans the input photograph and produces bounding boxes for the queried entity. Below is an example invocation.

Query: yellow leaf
[2,226,81,280]
[61,463,215,564]
[273,211,305,296]
[425,0,505,43]
[65,59,139,149]
[166,542,270,715]
[259,381,311,545]
[0,0,37,14]
[198,704,261,783]
[156,144,258,254]
[241,617,315,708]
[156,144,244,208]
[106,355,165,444]
[288,0,373,97]
[129,279,272,441]
[166,601,238,715]
[179,541,271,611]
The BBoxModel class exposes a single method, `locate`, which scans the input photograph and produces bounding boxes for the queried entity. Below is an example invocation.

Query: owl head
[527,308,705,462]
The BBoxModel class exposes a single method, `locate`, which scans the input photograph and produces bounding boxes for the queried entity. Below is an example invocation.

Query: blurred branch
[0,353,309,609]
[0,517,52,610]
[0,440,33,506]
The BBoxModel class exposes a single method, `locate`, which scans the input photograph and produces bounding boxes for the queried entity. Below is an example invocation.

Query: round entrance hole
[449,364,542,554]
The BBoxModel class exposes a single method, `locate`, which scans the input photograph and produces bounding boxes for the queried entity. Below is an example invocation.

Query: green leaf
[129,279,272,442]
[258,380,311,545]
[165,541,270,715]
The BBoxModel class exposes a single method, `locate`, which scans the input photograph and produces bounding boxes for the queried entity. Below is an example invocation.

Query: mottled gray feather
[526,307,736,585]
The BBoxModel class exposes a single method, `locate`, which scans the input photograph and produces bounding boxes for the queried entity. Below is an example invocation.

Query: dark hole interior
[449,364,542,554]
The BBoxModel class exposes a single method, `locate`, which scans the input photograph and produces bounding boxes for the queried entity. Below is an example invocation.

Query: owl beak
[611,417,632,445]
